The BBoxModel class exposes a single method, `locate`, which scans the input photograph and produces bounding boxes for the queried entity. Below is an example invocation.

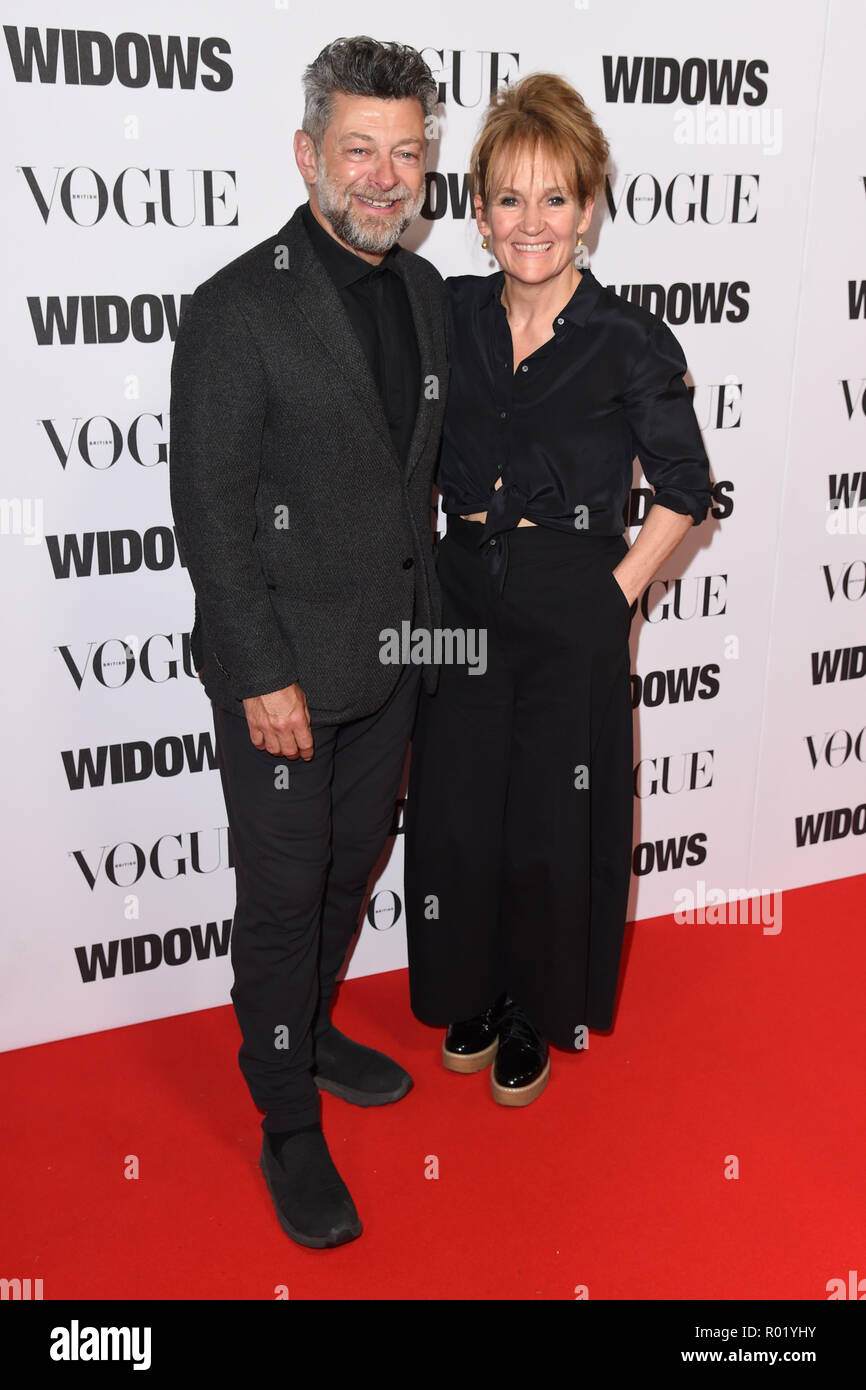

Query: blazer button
[403,557,414,569]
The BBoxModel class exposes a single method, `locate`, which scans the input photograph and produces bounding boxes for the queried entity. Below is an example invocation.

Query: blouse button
[499,410,507,419]
[556,317,564,325]
[521,364,528,372]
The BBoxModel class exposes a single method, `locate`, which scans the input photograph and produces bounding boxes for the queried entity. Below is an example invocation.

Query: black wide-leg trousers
[404,517,635,1048]
[212,662,420,1133]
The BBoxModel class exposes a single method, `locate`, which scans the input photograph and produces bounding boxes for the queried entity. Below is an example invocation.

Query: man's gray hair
[302,36,438,148]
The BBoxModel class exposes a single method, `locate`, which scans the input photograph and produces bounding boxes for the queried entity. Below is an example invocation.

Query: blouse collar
[485,264,603,328]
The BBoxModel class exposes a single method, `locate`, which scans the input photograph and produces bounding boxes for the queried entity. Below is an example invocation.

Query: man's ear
[294,129,319,186]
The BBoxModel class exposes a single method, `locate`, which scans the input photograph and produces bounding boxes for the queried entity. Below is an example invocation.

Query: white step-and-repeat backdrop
[1,0,862,1051]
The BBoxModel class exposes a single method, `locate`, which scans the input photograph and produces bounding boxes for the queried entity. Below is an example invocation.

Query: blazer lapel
[276,208,394,442]
[390,251,438,483]
[274,206,440,480]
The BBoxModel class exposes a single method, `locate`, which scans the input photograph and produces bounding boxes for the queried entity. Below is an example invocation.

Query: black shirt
[301,201,420,465]
[438,268,713,584]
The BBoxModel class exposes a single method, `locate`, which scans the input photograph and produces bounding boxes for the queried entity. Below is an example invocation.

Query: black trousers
[404,517,635,1048]
[212,662,420,1132]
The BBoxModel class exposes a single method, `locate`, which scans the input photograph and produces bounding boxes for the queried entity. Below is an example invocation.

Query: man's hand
[243,684,314,759]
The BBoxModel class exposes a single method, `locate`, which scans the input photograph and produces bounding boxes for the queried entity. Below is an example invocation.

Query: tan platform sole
[490,1056,551,1107]
[442,1036,499,1074]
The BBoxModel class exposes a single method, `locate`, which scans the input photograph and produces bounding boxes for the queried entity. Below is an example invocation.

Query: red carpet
[1,875,863,1301]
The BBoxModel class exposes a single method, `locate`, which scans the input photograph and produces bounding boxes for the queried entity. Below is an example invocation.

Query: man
[169,36,447,1249]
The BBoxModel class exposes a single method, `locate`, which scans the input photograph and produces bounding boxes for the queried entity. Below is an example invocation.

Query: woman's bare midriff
[460,512,536,525]
[460,475,536,526]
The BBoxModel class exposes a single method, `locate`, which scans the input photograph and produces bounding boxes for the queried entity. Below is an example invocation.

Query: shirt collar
[485,265,603,329]
[301,200,400,288]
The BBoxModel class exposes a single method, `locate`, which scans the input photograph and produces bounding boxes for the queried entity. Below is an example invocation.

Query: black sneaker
[442,992,509,1073]
[313,1026,413,1107]
[491,1004,550,1107]
[259,1128,362,1249]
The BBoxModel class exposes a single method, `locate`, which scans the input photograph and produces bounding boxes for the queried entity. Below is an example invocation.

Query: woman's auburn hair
[469,72,610,211]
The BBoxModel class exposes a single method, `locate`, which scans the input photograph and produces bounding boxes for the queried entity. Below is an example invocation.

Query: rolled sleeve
[169,280,300,700]
[622,316,713,526]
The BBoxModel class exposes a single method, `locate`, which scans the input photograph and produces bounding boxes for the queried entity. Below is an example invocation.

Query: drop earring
[574,236,589,269]
[481,237,489,249]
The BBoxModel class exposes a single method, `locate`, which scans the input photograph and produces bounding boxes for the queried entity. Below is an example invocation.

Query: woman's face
[476,147,594,288]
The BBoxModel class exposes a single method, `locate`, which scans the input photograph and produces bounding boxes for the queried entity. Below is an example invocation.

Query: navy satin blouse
[437,268,713,587]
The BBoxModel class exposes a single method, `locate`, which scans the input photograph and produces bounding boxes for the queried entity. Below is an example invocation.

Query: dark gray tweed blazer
[169,203,448,722]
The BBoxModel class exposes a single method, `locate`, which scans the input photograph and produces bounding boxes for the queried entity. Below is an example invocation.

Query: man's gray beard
[315,157,426,254]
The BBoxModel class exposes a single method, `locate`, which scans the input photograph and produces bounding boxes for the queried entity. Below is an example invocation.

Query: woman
[404,73,713,1106]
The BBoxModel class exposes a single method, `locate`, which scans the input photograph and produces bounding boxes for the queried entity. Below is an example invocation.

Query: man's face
[296,92,428,259]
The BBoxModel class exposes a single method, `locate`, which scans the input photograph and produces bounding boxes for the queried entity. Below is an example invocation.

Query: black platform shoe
[491,1003,550,1107]
[442,992,509,1073]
